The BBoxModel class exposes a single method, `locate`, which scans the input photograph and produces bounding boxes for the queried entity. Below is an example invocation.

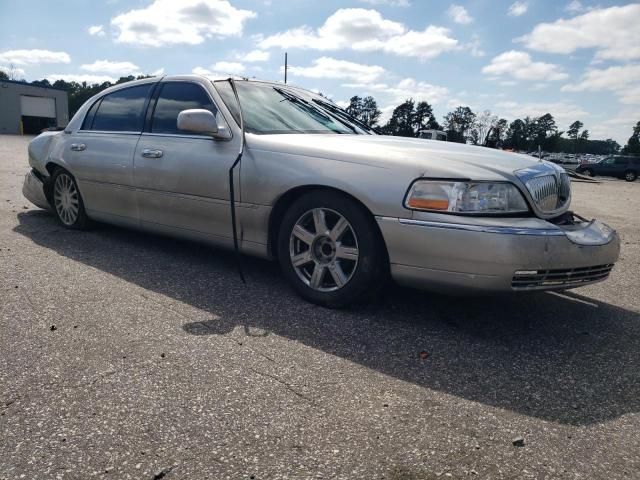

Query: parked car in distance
[418,129,447,141]
[22,75,620,307]
[576,155,639,181]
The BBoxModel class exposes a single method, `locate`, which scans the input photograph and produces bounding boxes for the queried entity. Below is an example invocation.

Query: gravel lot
[1,134,639,479]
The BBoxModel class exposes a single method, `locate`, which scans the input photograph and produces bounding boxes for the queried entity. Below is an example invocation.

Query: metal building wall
[0,80,69,134]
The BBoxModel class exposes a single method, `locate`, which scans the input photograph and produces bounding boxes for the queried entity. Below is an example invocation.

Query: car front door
[133,81,238,244]
[596,157,616,176]
[68,83,155,223]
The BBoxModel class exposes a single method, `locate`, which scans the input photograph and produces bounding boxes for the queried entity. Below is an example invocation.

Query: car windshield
[214,80,372,135]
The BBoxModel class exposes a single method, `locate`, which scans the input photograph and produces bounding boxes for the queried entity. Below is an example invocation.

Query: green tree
[0,70,8,80]
[623,121,640,155]
[567,120,584,152]
[345,95,381,127]
[381,99,415,137]
[443,106,476,144]
[505,119,526,150]
[413,101,439,132]
[487,118,508,148]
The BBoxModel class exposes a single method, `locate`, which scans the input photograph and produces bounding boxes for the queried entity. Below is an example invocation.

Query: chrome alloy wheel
[289,208,359,292]
[53,173,80,226]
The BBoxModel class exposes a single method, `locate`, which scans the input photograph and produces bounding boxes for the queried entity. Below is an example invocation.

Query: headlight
[405,180,529,214]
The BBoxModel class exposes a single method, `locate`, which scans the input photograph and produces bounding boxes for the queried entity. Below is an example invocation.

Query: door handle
[70,143,86,151]
[142,149,163,158]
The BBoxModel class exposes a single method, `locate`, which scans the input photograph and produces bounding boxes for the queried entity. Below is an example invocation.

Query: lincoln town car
[23,75,620,307]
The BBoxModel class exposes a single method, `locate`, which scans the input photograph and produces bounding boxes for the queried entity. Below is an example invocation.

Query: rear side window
[91,84,153,132]
[151,82,217,134]
[82,98,101,130]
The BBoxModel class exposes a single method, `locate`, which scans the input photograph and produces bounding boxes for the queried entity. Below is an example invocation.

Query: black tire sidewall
[625,170,637,182]
[584,169,594,177]
[51,169,89,229]
[277,191,384,308]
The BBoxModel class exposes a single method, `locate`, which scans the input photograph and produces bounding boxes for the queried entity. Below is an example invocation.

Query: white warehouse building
[0,79,69,134]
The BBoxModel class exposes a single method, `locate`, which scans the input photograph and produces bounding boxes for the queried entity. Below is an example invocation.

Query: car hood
[248,134,542,181]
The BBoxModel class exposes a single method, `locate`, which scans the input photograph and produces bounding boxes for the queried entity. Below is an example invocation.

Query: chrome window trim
[140,132,231,141]
[394,218,566,236]
[75,130,143,136]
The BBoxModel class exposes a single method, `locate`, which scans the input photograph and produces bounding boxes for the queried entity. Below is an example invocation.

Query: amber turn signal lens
[407,198,449,210]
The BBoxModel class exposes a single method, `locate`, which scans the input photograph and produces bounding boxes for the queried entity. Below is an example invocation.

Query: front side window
[614,158,628,165]
[91,84,153,132]
[214,81,369,135]
[151,82,218,134]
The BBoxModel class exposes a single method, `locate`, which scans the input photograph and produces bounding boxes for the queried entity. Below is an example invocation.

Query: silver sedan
[23,75,620,307]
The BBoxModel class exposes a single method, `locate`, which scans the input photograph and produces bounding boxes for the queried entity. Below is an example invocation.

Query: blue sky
[1,0,638,144]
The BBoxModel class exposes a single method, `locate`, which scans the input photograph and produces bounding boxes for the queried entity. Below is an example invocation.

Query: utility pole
[284,52,288,84]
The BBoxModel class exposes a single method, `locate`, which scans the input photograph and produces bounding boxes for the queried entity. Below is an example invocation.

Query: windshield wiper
[312,98,373,135]
[273,87,348,134]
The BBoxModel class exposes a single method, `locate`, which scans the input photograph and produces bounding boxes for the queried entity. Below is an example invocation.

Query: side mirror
[177,109,229,139]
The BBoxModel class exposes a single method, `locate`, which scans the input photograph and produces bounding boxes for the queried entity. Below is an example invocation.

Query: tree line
[2,70,638,156]
[346,95,634,155]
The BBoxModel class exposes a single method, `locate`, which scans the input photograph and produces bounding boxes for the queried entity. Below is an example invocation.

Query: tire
[277,190,387,308]
[582,168,594,177]
[624,170,637,182]
[50,168,90,229]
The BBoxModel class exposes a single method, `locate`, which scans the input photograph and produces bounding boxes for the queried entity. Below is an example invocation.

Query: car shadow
[14,210,640,426]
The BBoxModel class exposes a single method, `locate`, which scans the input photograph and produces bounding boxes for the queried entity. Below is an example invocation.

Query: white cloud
[343,78,450,107]
[88,25,105,37]
[589,110,637,144]
[111,0,256,47]
[562,64,640,105]
[508,2,528,17]
[0,65,26,78]
[151,67,164,76]
[358,0,410,6]
[447,5,473,25]
[464,34,485,57]
[288,57,385,83]
[80,60,140,75]
[519,4,640,61]
[565,0,585,13]
[45,73,116,84]
[259,8,458,60]
[212,61,245,74]
[482,50,568,82]
[239,50,270,62]
[0,49,70,65]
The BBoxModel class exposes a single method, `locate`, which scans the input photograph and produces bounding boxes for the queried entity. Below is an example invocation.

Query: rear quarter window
[90,84,153,132]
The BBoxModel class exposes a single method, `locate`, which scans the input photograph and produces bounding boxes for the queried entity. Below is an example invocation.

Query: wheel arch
[267,185,389,266]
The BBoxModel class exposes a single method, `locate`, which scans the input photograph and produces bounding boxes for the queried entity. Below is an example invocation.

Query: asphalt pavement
[1,134,639,479]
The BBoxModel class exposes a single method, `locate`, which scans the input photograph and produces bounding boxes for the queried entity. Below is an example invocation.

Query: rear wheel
[51,169,89,229]
[277,191,386,308]
[582,168,594,177]
[624,170,637,182]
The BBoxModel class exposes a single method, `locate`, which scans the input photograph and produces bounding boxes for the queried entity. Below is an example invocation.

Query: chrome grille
[512,264,613,289]
[525,172,571,213]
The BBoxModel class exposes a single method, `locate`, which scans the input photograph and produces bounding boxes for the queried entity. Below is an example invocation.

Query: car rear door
[133,80,239,244]
[68,83,155,223]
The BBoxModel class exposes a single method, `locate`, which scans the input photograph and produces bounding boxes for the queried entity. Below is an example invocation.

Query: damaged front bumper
[377,212,620,293]
[22,170,50,211]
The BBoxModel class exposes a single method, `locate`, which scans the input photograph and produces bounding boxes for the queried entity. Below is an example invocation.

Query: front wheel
[624,170,637,182]
[277,191,387,308]
[51,169,90,229]
[582,168,594,177]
